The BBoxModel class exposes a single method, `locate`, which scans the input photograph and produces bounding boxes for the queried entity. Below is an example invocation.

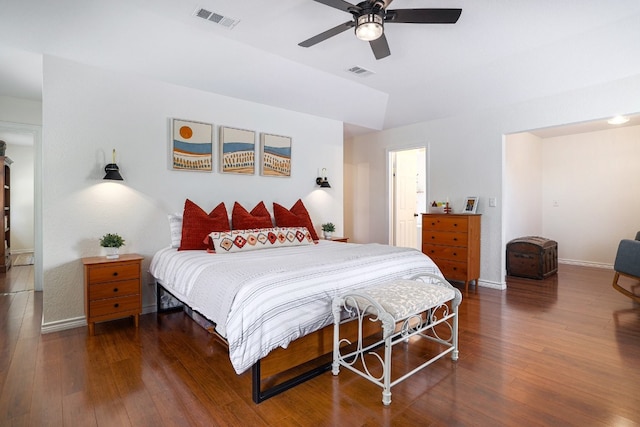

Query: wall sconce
[104,149,124,181]
[316,168,331,188]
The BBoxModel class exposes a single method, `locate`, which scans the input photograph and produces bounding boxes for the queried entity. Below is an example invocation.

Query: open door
[390,147,426,249]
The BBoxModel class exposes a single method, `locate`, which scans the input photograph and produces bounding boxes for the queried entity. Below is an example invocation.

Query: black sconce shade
[104,149,124,181]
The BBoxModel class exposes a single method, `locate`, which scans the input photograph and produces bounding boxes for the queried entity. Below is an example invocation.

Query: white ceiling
[1,0,640,139]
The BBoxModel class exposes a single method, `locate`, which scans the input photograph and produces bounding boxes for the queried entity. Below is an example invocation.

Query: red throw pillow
[179,199,230,250]
[232,201,273,230]
[273,199,320,241]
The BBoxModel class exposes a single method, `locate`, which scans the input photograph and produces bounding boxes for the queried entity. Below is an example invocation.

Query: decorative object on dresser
[422,213,481,293]
[0,156,12,272]
[321,222,335,239]
[82,254,143,335]
[506,236,558,280]
[462,196,478,214]
[99,232,125,259]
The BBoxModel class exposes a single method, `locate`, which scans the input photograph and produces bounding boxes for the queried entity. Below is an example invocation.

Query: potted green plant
[321,222,335,239]
[100,233,125,259]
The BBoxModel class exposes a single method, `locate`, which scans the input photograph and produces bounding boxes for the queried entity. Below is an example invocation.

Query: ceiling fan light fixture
[355,13,384,41]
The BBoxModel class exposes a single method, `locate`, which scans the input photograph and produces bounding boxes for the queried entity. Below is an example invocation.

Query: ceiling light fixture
[607,115,630,125]
[355,13,384,41]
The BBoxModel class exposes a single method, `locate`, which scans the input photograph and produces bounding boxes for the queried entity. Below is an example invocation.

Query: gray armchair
[612,232,640,303]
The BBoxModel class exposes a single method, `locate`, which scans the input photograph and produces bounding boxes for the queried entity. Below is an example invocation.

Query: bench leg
[451,303,459,361]
[382,337,392,405]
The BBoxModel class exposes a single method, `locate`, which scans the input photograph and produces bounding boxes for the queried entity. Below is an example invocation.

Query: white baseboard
[478,279,507,290]
[41,316,86,334]
[559,259,613,269]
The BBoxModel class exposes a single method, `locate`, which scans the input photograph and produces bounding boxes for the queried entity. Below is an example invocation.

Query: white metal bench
[331,273,462,405]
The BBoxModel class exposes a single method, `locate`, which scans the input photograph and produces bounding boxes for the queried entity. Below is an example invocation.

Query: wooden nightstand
[329,236,349,243]
[82,253,144,335]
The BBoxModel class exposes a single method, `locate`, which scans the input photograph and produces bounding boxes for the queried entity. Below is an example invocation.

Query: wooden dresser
[82,253,144,335]
[422,214,481,293]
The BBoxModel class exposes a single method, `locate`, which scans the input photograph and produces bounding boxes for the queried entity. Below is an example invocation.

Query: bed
[150,239,443,402]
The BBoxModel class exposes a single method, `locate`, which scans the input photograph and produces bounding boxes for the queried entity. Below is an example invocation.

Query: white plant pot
[105,247,120,259]
[323,231,333,239]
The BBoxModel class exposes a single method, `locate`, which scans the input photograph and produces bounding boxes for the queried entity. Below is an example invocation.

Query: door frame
[386,143,430,246]
[0,120,42,291]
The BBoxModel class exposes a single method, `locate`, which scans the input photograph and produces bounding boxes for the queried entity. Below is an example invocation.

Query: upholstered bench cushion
[346,279,456,320]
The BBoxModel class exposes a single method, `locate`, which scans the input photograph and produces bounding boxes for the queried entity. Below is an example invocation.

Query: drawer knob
[454,223,458,227]
[453,252,457,256]
[113,287,119,293]
[114,303,119,308]
[453,238,458,241]
[113,272,119,277]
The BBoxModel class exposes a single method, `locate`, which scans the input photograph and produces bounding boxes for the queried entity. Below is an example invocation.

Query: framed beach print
[172,119,213,171]
[463,196,478,214]
[260,133,292,177]
[220,126,256,174]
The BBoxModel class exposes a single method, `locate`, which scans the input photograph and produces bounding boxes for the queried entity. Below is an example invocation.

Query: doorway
[389,146,427,249]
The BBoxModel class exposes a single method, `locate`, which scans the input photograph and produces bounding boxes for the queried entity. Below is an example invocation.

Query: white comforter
[150,241,442,374]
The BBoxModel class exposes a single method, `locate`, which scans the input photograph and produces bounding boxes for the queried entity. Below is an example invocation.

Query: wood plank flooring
[1,263,639,426]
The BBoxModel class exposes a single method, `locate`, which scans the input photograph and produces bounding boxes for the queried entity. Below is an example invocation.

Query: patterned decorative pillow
[207,227,313,253]
[168,212,183,248]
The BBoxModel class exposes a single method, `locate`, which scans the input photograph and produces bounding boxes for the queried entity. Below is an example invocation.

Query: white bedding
[150,241,442,374]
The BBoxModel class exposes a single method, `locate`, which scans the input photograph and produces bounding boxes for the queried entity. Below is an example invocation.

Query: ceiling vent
[346,66,374,77]
[193,7,240,29]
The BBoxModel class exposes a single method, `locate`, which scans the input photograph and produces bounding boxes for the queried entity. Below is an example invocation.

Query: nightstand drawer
[89,294,140,319]
[89,279,139,301]
[87,262,140,283]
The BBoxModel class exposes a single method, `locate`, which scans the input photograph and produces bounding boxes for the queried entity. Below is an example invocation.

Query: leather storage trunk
[506,236,558,279]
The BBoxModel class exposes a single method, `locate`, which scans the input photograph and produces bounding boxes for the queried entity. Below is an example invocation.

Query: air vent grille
[346,66,374,77]
[193,7,240,29]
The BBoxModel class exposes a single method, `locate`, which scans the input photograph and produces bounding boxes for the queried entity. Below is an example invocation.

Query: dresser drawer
[422,231,468,247]
[89,294,140,319]
[89,279,139,301]
[87,262,140,284]
[422,216,469,232]
[436,259,468,281]
[422,244,468,262]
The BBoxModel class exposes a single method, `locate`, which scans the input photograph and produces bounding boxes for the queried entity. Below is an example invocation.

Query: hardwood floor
[1,263,639,426]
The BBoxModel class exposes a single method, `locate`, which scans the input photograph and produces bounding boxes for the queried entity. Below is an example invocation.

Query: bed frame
[156,282,378,403]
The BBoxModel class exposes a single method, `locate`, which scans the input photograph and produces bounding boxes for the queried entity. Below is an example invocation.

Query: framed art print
[260,133,291,177]
[172,119,213,171]
[220,126,256,174]
[463,196,478,214]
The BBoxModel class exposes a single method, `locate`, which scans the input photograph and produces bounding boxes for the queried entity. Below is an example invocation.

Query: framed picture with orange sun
[172,118,213,171]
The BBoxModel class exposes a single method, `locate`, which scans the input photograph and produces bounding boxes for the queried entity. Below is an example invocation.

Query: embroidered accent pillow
[273,199,320,241]
[179,199,230,250]
[231,201,273,230]
[168,212,183,248]
[207,227,313,253]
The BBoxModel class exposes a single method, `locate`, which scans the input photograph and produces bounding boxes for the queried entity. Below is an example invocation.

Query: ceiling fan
[298,0,462,60]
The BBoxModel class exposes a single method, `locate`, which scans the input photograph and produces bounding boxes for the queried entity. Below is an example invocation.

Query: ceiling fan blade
[385,8,462,24]
[311,0,360,14]
[299,21,355,48]
[370,34,390,60]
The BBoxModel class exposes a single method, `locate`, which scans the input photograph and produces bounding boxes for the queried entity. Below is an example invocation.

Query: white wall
[6,143,34,252]
[345,73,640,289]
[541,125,640,266]
[504,132,543,242]
[0,96,42,125]
[42,56,344,328]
